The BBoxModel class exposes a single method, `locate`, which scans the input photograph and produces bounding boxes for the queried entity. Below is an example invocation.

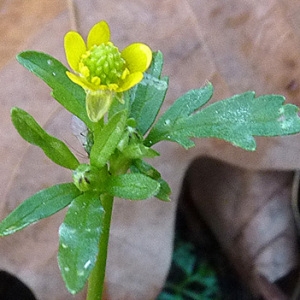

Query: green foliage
[131,159,171,201]
[105,173,160,200]
[1,44,300,298]
[146,85,300,150]
[90,110,127,169]
[72,164,107,192]
[157,236,220,300]
[145,82,214,147]
[11,107,79,169]
[16,51,93,129]
[129,51,169,135]
[58,192,104,294]
[0,183,81,236]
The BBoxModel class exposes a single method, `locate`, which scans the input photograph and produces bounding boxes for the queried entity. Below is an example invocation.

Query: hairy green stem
[87,194,114,300]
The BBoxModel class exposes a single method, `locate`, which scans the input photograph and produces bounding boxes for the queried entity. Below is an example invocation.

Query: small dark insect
[71,116,94,155]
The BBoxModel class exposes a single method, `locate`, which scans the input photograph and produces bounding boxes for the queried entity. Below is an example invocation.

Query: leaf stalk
[87,194,114,300]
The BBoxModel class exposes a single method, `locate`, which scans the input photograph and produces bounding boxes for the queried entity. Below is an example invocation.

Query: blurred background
[1,0,300,299]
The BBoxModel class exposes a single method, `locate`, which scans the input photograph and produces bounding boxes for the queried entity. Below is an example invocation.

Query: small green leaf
[11,107,79,169]
[106,173,160,200]
[185,93,300,150]
[16,51,93,129]
[122,143,159,159]
[157,236,220,299]
[155,178,172,202]
[145,83,214,147]
[131,159,161,179]
[0,183,80,236]
[145,87,300,150]
[131,159,171,201]
[130,51,169,135]
[90,110,127,169]
[58,192,104,294]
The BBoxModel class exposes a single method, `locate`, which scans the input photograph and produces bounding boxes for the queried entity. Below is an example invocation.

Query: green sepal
[90,110,127,169]
[85,89,114,122]
[105,173,160,200]
[131,159,171,201]
[16,51,93,129]
[145,83,214,147]
[129,51,169,135]
[58,191,104,294]
[11,107,79,169]
[0,183,81,236]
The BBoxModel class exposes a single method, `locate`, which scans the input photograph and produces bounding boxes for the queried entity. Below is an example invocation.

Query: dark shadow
[0,270,36,300]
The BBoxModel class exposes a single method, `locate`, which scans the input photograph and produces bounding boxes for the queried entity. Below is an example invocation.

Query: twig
[67,0,78,31]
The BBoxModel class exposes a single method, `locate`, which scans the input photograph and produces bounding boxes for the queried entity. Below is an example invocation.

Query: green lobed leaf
[90,110,128,169]
[16,51,93,129]
[131,159,171,201]
[106,173,160,200]
[183,93,300,150]
[145,87,300,150]
[0,183,80,236]
[145,83,214,147]
[11,107,79,169]
[58,191,104,294]
[157,236,220,299]
[130,51,169,135]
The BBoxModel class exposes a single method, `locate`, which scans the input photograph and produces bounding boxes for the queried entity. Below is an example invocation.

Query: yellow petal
[64,31,86,72]
[87,21,110,49]
[121,43,152,73]
[117,72,143,92]
[66,71,96,91]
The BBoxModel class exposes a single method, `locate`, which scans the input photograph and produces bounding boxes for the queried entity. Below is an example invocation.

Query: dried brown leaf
[181,156,299,297]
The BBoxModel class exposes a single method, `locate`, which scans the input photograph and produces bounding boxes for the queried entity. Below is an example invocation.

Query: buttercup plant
[1,20,300,300]
[65,21,152,122]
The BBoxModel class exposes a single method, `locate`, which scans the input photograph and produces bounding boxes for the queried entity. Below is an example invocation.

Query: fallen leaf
[179,156,299,297]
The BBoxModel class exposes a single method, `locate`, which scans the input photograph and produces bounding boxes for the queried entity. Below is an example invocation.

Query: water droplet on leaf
[141,73,167,90]
[84,260,91,269]
[69,289,76,295]
[3,226,17,235]
[164,119,171,126]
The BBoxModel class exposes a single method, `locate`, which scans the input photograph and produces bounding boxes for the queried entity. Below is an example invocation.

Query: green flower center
[80,42,126,87]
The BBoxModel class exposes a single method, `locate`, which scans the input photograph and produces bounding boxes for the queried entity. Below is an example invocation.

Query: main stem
[87,193,114,300]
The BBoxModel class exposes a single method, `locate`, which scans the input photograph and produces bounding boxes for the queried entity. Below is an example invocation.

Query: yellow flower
[64,21,152,122]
